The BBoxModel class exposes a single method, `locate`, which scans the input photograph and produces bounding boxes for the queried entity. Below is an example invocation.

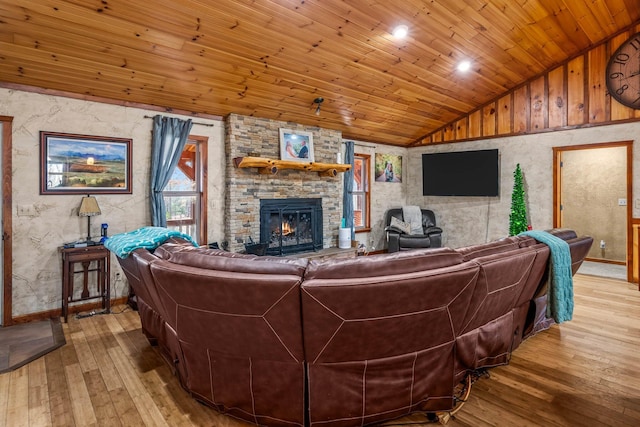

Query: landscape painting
[40,131,132,194]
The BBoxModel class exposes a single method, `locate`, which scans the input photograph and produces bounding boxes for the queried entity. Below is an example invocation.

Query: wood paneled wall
[417,25,640,145]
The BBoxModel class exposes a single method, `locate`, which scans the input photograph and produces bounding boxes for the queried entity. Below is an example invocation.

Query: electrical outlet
[600,240,606,249]
[17,204,36,216]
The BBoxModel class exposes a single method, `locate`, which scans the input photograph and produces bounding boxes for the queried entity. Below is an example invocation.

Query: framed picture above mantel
[279,128,314,162]
[40,131,132,194]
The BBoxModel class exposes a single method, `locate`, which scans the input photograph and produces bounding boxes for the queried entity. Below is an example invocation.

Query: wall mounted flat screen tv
[422,149,499,196]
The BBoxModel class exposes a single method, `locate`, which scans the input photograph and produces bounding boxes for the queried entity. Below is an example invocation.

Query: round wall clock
[606,32,640,109]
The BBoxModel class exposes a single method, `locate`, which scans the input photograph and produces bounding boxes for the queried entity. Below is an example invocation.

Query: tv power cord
[75,309,109,319]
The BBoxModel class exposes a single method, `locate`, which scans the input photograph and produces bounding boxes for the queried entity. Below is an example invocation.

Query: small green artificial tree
[509,163,528,236]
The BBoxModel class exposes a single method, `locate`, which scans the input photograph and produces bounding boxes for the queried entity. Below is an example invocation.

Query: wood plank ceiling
[1,0,640,146]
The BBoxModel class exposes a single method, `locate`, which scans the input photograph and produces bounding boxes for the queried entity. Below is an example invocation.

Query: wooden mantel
[233,156,351,177]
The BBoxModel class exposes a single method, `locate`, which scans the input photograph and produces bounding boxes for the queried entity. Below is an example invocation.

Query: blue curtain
[150,115,193,227]
[343,140,355,240]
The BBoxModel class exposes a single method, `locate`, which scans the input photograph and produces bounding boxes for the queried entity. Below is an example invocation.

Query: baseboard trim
[11,297,128,324]
[584,257,626,266]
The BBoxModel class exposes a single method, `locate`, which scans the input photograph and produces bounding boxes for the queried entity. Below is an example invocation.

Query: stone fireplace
[224,114,343,254]
[260,198,323,256]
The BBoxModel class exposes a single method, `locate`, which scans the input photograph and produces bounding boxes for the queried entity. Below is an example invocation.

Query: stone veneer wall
[225,114,344,253]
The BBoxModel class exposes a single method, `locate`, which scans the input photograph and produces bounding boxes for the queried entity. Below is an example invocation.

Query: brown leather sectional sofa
[114,229,592,427]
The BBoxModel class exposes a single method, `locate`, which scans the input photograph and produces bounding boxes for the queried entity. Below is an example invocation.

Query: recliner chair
[384,208,442,252]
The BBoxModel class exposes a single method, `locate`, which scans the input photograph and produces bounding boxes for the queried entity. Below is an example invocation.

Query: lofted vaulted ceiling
[1,0,640,146]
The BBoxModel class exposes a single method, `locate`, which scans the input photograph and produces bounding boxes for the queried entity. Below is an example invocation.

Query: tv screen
[422,149,499,197]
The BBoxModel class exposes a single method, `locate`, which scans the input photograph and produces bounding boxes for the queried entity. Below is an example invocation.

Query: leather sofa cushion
[397,234,432,250]
[304,247,464,280]
[154,242,308,276]
[458,229,578,259]
[459,246,545,333]
[456,237,521,261]
[516,229,577,248]
[546,228,578,241]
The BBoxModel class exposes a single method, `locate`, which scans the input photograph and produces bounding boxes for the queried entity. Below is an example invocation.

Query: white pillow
[390,216,411,234]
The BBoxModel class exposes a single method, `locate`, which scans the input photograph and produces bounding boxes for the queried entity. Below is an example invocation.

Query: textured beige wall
[0,88,225,317]
[406,123,640,250]
[348,140,408,252]
[561,147,626,261]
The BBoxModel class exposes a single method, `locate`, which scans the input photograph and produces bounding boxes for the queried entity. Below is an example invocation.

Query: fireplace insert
[260,198,323,256]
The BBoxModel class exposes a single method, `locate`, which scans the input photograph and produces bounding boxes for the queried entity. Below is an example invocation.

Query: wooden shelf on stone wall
[233,156,351,177]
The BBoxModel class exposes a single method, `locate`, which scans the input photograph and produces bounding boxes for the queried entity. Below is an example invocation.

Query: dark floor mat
[0,318,66,373]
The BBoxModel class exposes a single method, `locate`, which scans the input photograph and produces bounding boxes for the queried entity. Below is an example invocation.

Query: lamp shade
[78,196,101,217]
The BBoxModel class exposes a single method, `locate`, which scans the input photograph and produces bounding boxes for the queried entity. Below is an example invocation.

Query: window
[353,153,370,231]
[164,135,208,244]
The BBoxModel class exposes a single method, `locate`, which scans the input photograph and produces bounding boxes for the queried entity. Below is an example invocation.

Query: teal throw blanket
[104,226,197,258]
[520,230,573,323]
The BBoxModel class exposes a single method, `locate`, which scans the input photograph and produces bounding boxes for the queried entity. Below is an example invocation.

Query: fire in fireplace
[260,198,323,256]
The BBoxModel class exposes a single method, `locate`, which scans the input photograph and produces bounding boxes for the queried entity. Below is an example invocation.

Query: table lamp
[78,195,101,244]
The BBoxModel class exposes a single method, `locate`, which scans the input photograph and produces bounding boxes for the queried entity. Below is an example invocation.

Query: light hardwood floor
[1,273,639,426]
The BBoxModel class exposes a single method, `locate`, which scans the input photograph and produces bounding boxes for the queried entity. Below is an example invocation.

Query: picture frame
[40,131,132,194]
[375,153,403,183]
[279,129,314,162]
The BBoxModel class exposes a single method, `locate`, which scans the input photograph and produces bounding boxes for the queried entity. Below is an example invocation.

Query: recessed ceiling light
[392,25,409,39]
[457,60,471,72]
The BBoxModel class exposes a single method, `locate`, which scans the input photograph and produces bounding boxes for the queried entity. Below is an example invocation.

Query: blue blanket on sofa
[104,226,197,258]
[520,230,573,323]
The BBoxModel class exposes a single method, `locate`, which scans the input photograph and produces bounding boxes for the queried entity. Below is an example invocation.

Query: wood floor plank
[6,366,29,427]
[27,357,51,426]
[107,346,170,427]
[107,386,145,427]
[103,313,141,359]
[113,308,140,333]
[92,315,120,351]
[64,363,97,425]
[0,364,11,426]
[44,351,75,427]
[58,323,80,369]
[152,361,240,427]
[69,325,99,374]
[83,368,122,427]
[103,314,160,376]
[139,369,197,427]
[81,316,124,392]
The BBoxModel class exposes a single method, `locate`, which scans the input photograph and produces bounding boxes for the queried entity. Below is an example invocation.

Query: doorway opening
[553,141,633,283]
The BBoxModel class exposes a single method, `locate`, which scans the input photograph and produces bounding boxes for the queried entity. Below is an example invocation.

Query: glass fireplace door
[268,209,314,254]
[260,198,323,256]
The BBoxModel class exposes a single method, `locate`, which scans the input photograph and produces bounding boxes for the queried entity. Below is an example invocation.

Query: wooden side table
[60,244,111,322]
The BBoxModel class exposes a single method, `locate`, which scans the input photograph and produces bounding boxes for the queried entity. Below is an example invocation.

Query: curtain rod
[144,115,215,127]
[343,141,376,149]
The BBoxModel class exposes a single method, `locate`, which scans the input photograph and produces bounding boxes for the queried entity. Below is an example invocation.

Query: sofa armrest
[386,230,400,253]
[424,226,442,236]
[385,225,405,234]
[428,233,442,248]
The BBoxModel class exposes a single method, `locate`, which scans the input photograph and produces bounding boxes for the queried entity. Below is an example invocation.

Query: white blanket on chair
[402,205,423,235]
